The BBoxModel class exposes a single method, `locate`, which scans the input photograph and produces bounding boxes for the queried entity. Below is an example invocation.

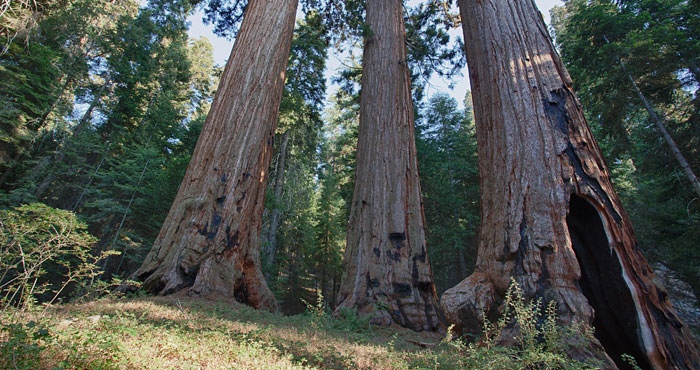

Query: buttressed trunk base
[441,0,700,368]
[130,0,299,312]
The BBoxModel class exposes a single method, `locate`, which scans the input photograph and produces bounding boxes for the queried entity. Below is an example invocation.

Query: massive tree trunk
[130,0,298,312]
[334,0,441,332]
[441,0,700,368]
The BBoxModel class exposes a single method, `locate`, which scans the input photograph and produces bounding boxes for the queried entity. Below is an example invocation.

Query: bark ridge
[335,0,442,332]
[442,0,700,368]
[131,0,299,312]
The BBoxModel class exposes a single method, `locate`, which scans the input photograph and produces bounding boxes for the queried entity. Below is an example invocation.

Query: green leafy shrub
[0,321,52,370]
[0,203,110,310]
[301,293,372,334]
[446,279,599,370]
[332,307,371,333]
[621,354,643,370]
[301,293,327,319]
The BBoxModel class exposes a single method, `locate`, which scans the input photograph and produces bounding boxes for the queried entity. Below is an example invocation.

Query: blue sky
[187,0,565,109]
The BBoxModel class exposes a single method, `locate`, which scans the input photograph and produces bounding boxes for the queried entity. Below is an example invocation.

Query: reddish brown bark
[441,0,700,368]
[131,0,299,311]
[334,0,441,332]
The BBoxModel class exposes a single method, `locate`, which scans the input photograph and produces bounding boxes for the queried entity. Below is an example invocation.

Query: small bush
[332,307,371,333]
[301,293,372,334]
[301,293,326,319]
[0,321,51,370]
[451,279,598,370]
[0,203,110,311]
[621,354,643,370]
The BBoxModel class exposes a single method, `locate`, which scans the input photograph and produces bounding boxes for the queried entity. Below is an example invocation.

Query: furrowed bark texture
[131,0,299,312]
[441,0,700,368]
[334,0,441,332]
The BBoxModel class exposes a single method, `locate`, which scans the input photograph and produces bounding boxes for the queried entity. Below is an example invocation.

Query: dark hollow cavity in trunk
[567,195,651,370]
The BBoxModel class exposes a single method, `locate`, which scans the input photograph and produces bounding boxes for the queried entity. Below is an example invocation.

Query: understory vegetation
[0,281,600,370]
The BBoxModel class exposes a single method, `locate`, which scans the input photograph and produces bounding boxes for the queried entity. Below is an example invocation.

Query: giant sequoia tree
[334,0,441,332]
[552,0,700,200]
[440,0,700,368]
[551,0,700,300]
[131,0,298,311]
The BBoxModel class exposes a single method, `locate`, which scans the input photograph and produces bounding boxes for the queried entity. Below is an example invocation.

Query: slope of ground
[0,294,597,370]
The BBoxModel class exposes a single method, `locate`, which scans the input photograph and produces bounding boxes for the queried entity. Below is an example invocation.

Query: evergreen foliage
[262,11,332,313]
[551,0,700,296]
[0,203,102,310]
[415,92,479,293]
[0,0,216,282]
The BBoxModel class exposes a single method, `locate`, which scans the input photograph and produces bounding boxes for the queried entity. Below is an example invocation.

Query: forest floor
[0,294,602,369]
[0,295,466,370]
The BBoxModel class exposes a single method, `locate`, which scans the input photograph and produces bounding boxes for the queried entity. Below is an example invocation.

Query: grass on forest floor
[0,296,448,369]
[0,291,601,370]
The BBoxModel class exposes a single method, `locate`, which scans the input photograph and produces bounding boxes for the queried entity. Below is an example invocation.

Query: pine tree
[415,93,479,293]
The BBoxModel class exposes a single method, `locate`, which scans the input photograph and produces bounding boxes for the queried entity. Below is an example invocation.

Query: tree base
[441,273,618,369]
[135,250,278,313]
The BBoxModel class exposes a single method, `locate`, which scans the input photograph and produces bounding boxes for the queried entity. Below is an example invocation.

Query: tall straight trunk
[130,0,298,311]
[456,246,468,282]
[334,0,441,332]
[35,75,72,134]
[0,76,72,188]
[608,43,700,199]
[442,0,700,369]
[101,156,151,279]
[265,129,290,267]
[34,79,112,199]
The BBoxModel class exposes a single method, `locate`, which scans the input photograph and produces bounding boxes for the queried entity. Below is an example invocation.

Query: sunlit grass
[1,296,452,370]
[0,285,597,370]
